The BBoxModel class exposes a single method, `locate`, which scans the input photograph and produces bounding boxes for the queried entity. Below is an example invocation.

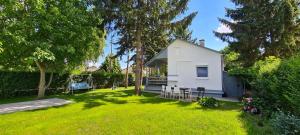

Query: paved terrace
[0,98,72,114]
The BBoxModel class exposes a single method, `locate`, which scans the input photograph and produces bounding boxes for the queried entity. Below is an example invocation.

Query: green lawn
[0,87,274,135]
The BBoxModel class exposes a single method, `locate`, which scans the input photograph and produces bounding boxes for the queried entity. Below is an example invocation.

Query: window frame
[196,65,209,79]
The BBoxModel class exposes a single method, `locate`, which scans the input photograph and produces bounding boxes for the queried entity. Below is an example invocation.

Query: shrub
[242,97,262,114]
[251,55,300,115]
[271,111,300,135]
[91,71,124,88]
[0,71,68,98]
[198,97,219,108]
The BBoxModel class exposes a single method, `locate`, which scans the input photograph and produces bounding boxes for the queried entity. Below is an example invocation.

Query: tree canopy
[94,0,197,94]
[215,0,300,67]
[99,54,121,73]
[0,0,105,98]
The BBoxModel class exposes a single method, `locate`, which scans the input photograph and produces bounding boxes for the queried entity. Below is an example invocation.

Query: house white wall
[167,40,223,92]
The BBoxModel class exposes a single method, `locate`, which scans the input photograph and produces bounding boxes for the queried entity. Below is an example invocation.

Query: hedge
[0,71,126,98]
[91,71,125,88]
[0,71,68,98]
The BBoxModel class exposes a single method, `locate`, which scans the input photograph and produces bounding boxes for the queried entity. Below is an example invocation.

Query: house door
[176,61,194,87]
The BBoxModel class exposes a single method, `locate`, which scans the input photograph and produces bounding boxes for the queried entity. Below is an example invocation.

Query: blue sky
[93,0,235,69]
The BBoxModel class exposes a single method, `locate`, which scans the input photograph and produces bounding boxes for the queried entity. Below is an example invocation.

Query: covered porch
[144,49,168,93]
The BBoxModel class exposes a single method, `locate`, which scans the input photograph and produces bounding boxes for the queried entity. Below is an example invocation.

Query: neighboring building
[121,65,148,76]
[144,39,224,97]
[121,65,134,74]
[85,66,99,72]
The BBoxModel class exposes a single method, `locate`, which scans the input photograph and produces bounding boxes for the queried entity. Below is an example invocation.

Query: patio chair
[172,86,181,99]
[184,88,192,101]
[161,85,166,98]
[197,87,205,100]
[165,86,172,98]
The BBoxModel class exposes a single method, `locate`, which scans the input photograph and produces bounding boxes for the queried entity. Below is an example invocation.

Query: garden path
[0,98,72,114]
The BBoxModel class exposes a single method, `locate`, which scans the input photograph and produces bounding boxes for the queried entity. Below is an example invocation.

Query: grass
[0,87,274,135]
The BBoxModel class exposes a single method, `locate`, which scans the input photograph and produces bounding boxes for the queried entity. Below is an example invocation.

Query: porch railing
[146,77,167,86]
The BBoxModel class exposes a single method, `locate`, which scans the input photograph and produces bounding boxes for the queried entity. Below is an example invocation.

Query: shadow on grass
[23,103,72,113]
[83,101,106,109]
[191,100,243,111]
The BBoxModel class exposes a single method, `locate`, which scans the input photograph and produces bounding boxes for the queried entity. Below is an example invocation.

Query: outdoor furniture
[67,74,93,94]
[180,87,192,101]
[161,85,166,97]
[197,87,205,99]
[172,86,181,99]
[165,86,172,98]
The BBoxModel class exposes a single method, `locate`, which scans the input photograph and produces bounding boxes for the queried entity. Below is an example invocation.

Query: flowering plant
[242,97,261,114]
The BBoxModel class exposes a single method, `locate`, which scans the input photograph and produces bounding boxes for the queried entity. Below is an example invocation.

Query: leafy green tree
[0,0,105,98]
[100,54,121,73]
[221,46,241,71]
[95,0,197,95]
[215,0,300,67]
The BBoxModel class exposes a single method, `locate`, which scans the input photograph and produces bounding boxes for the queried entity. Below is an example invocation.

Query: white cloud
[215,23,232,33]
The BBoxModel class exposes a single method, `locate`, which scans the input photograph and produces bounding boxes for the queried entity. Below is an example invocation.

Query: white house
[144,39,224,97]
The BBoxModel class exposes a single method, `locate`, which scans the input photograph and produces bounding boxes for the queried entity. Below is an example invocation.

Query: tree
[124,50,130,88]
[171,26,197,44]
[214,0,300,67]
[220,46,241,71]
[0,0,105,98]
[100,54,121,73]
[95,0,197,95]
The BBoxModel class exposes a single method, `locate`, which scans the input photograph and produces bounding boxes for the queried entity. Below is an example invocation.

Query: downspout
[221,55,225,97]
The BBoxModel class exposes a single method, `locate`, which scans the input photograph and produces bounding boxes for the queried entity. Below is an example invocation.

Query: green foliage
[99,54,121,73]
[91,71,124,88]
[0,0,105,97]
[251,55,300,115]
[0,71,68,98]
[101,0,198,61]
[0,70,125,98]
[0,0,105,72]
[215,0,300,66]
[198,97,219,108]
[221,47,241,71]
[271,111,300,135]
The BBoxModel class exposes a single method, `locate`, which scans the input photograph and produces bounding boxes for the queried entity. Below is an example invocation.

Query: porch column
[155,63,160,76]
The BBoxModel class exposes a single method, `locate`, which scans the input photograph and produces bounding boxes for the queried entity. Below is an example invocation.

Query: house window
[196,66,208,78]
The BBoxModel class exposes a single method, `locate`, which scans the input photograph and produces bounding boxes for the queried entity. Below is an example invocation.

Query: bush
[251,55,300,115]
[198,97,219,108]
[271,111,300,135]
[91,71,124,88]
[242,97,262,114]
[0,71,68,98]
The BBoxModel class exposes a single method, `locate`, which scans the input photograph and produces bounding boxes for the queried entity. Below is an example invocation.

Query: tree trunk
[135,29,142,95]
[36,62,46,99]
[45,72,53,90]
[140,48,144,88]
[125,50,130,88]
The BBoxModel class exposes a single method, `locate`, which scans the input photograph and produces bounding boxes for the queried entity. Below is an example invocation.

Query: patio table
[179,87,190,99]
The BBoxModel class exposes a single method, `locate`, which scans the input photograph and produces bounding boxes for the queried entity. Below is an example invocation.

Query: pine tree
[100,54,121,73]
[214,0,300,67]
[95,0,197,95]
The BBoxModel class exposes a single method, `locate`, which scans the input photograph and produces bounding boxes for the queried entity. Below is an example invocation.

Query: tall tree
[0,0,105,98]
[95,0,197,95]
[214,0,300,67]
[100,54,121,73]
[124,50,130,88]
